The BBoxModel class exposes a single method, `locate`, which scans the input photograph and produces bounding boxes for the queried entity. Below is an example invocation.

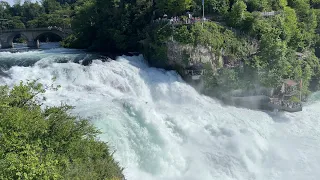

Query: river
[0,44,320,180]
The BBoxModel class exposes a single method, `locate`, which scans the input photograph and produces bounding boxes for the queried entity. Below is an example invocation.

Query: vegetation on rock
[64,0,320,97]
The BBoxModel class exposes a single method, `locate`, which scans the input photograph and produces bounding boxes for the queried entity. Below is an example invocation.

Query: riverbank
[143,19,319,100]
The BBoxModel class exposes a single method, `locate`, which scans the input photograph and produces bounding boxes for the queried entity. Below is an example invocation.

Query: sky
[5,0,38,6]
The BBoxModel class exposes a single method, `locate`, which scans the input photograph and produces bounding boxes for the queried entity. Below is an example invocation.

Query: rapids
[1,47,320,180]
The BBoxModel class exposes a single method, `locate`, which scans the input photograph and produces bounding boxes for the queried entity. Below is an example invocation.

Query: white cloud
[5,0,39,6]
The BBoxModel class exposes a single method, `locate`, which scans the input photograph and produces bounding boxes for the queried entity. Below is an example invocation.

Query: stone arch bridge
[0,28,72,49]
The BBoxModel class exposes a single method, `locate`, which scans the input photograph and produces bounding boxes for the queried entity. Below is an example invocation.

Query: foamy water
[1,49,320,180]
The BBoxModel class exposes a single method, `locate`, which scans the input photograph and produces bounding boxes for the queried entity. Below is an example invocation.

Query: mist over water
[1,47,320,180]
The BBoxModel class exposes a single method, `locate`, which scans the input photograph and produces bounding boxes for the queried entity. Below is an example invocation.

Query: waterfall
[1,48,320,180]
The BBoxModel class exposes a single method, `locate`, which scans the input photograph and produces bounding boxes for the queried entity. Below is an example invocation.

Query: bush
[61,33,88,49]
[290,95,301,102]
[173,25,194,44]
[0,81,124,180]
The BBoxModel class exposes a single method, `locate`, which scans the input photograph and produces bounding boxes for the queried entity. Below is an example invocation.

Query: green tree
[7,16,25,29]
[0,81,124,180]
[55,0,77,4]
[246,0,269,12]
[155,0,192,16]
[194,0,230,16]
[228,0,248,27]
[42,0,62,14]
[0,1,10,18]
[271,0,287,10]
[65,0,154,51]
[173,25,194,44]
[20,1,44,24]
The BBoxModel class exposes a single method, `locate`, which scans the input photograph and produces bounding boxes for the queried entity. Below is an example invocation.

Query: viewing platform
[259,11,281,17]
[184,64,206,80]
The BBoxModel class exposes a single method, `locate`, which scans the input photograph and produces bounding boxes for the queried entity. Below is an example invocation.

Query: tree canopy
[0,81,124,180]
[0,0,319,93]
[0,0,72,29]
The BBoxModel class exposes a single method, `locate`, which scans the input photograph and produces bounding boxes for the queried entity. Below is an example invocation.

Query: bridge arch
[0,28,71,49]
[6,32,31,45]
[34,31,64,42]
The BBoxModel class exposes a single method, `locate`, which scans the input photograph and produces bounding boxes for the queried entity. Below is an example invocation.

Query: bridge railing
[0,27,71,33]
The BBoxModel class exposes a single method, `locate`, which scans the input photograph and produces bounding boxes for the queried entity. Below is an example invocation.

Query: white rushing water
[1,48,320,180]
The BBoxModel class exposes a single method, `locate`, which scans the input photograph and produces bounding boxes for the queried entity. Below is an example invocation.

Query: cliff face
[166,41,223,71]
[147,39,258,73]
[143,22,260,81]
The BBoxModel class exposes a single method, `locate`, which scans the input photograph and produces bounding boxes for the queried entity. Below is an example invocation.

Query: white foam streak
[1,51,320,180]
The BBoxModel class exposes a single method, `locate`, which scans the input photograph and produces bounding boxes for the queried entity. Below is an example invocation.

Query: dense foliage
[0,81,124,180]
[63,0,320,93]
[0,0,319,94]
[62,0,154,52]
[0,0,73,29]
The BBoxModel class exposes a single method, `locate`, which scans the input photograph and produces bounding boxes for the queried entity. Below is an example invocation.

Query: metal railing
[260,11,281,17]
[153,17,210,26]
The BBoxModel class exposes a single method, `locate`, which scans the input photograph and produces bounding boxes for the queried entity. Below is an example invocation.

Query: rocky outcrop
[166,40,223,71]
